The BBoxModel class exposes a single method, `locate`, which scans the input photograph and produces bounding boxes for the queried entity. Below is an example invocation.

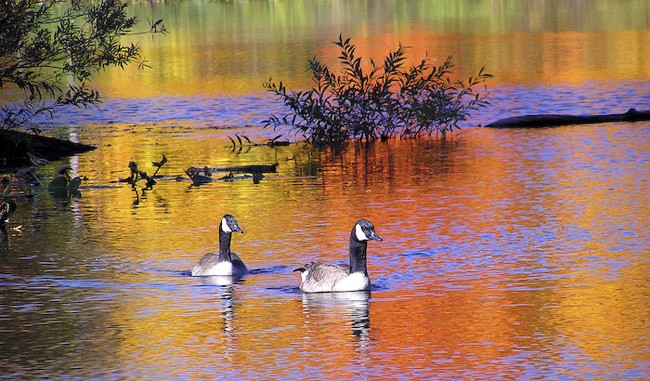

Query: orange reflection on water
[372,288,530,378]
[307,127,648,377]
[92,1,650,97]
[57,122,649,378]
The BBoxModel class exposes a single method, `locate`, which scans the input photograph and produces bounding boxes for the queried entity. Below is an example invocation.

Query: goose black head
[354,219,382,242]
[221,214,243,234]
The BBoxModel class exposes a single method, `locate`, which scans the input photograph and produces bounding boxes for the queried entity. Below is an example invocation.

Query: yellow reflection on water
[92,0,650,97]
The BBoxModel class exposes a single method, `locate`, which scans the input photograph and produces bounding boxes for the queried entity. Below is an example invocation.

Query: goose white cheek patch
[355,224,369,241]
[221,218,232,233]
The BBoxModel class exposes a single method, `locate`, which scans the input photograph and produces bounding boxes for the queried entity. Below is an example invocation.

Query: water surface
[2,122,648,379]
[1,1,649,379]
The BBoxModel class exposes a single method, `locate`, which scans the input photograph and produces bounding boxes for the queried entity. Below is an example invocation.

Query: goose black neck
[349,231,368,275]
[218,228,232,262]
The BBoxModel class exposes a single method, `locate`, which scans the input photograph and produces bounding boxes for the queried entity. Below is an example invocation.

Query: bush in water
[263,35,491,146]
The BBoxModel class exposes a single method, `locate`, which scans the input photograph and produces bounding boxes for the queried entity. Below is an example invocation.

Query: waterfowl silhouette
[47,165,81,193]
[294,219,382,293]
[191,214,248,277]
[0,200,17,225]
[186,167,212,185]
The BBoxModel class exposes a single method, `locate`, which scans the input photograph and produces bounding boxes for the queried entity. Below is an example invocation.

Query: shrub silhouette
[264,35,491,146]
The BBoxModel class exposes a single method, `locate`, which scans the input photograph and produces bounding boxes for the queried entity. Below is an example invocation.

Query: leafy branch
[263,35,492,146]
[0,0,166,131]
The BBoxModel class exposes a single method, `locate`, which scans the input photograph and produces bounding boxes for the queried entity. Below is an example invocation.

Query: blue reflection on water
[24,81,650,134]
[1,80,649,379]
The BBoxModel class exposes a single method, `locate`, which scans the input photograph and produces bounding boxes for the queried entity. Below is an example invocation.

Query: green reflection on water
[88,0,650,97]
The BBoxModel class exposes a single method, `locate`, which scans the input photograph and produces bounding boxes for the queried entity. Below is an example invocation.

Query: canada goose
[186,167,212,185]
[191,214,248,277]
[294,219,383,293]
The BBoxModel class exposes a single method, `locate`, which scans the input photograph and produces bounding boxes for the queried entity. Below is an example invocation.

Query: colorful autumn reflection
[1,1,648,379]
[88,0,650,98]
[7,122,636,379]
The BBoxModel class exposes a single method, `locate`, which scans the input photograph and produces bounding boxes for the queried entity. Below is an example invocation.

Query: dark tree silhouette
[0,0,165,131]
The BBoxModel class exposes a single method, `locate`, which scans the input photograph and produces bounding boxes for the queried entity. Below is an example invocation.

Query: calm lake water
[2,1,650,379]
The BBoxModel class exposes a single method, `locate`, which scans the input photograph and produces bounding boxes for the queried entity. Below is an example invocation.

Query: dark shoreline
[0,129,96,169]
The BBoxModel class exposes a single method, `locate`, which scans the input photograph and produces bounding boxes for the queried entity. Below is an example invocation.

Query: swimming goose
[294,219,382,293]
[191,214,248,277]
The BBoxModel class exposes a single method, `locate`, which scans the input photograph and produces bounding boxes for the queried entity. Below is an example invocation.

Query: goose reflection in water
[1,196,18,250]
[0,224,8,251]
[300,291,372,369]
[198,276,238,360]
[199,276,237,332]
[200,275,237,287]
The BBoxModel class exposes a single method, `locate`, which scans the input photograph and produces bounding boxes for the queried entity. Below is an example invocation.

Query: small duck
[0,200,17,225]
[294,219,383,293]
[48,165,82,193]
[186,167,212,185]
[191,214,248,277]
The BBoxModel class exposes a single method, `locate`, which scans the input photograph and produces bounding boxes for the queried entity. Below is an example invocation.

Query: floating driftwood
[185,163,275,186]
[186,163,278,176]
[0,129,96,168]
[485,108,650,128]
[186,172,265,186]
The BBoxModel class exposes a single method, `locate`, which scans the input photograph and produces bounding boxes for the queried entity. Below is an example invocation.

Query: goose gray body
[295,219,382,293]
[191,214,248,277]
[191,252,247,277]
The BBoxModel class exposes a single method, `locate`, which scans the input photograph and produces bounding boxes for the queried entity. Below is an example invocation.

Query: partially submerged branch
[485,108,650,128]
[0,129,96,168]
[187,163,278,175]
[123,156,168,190]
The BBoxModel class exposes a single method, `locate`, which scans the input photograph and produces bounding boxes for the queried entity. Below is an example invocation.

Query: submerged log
[187,163,278,175]
[185,163,276,186]
[0,129,96,168]
[485,108,650,128]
